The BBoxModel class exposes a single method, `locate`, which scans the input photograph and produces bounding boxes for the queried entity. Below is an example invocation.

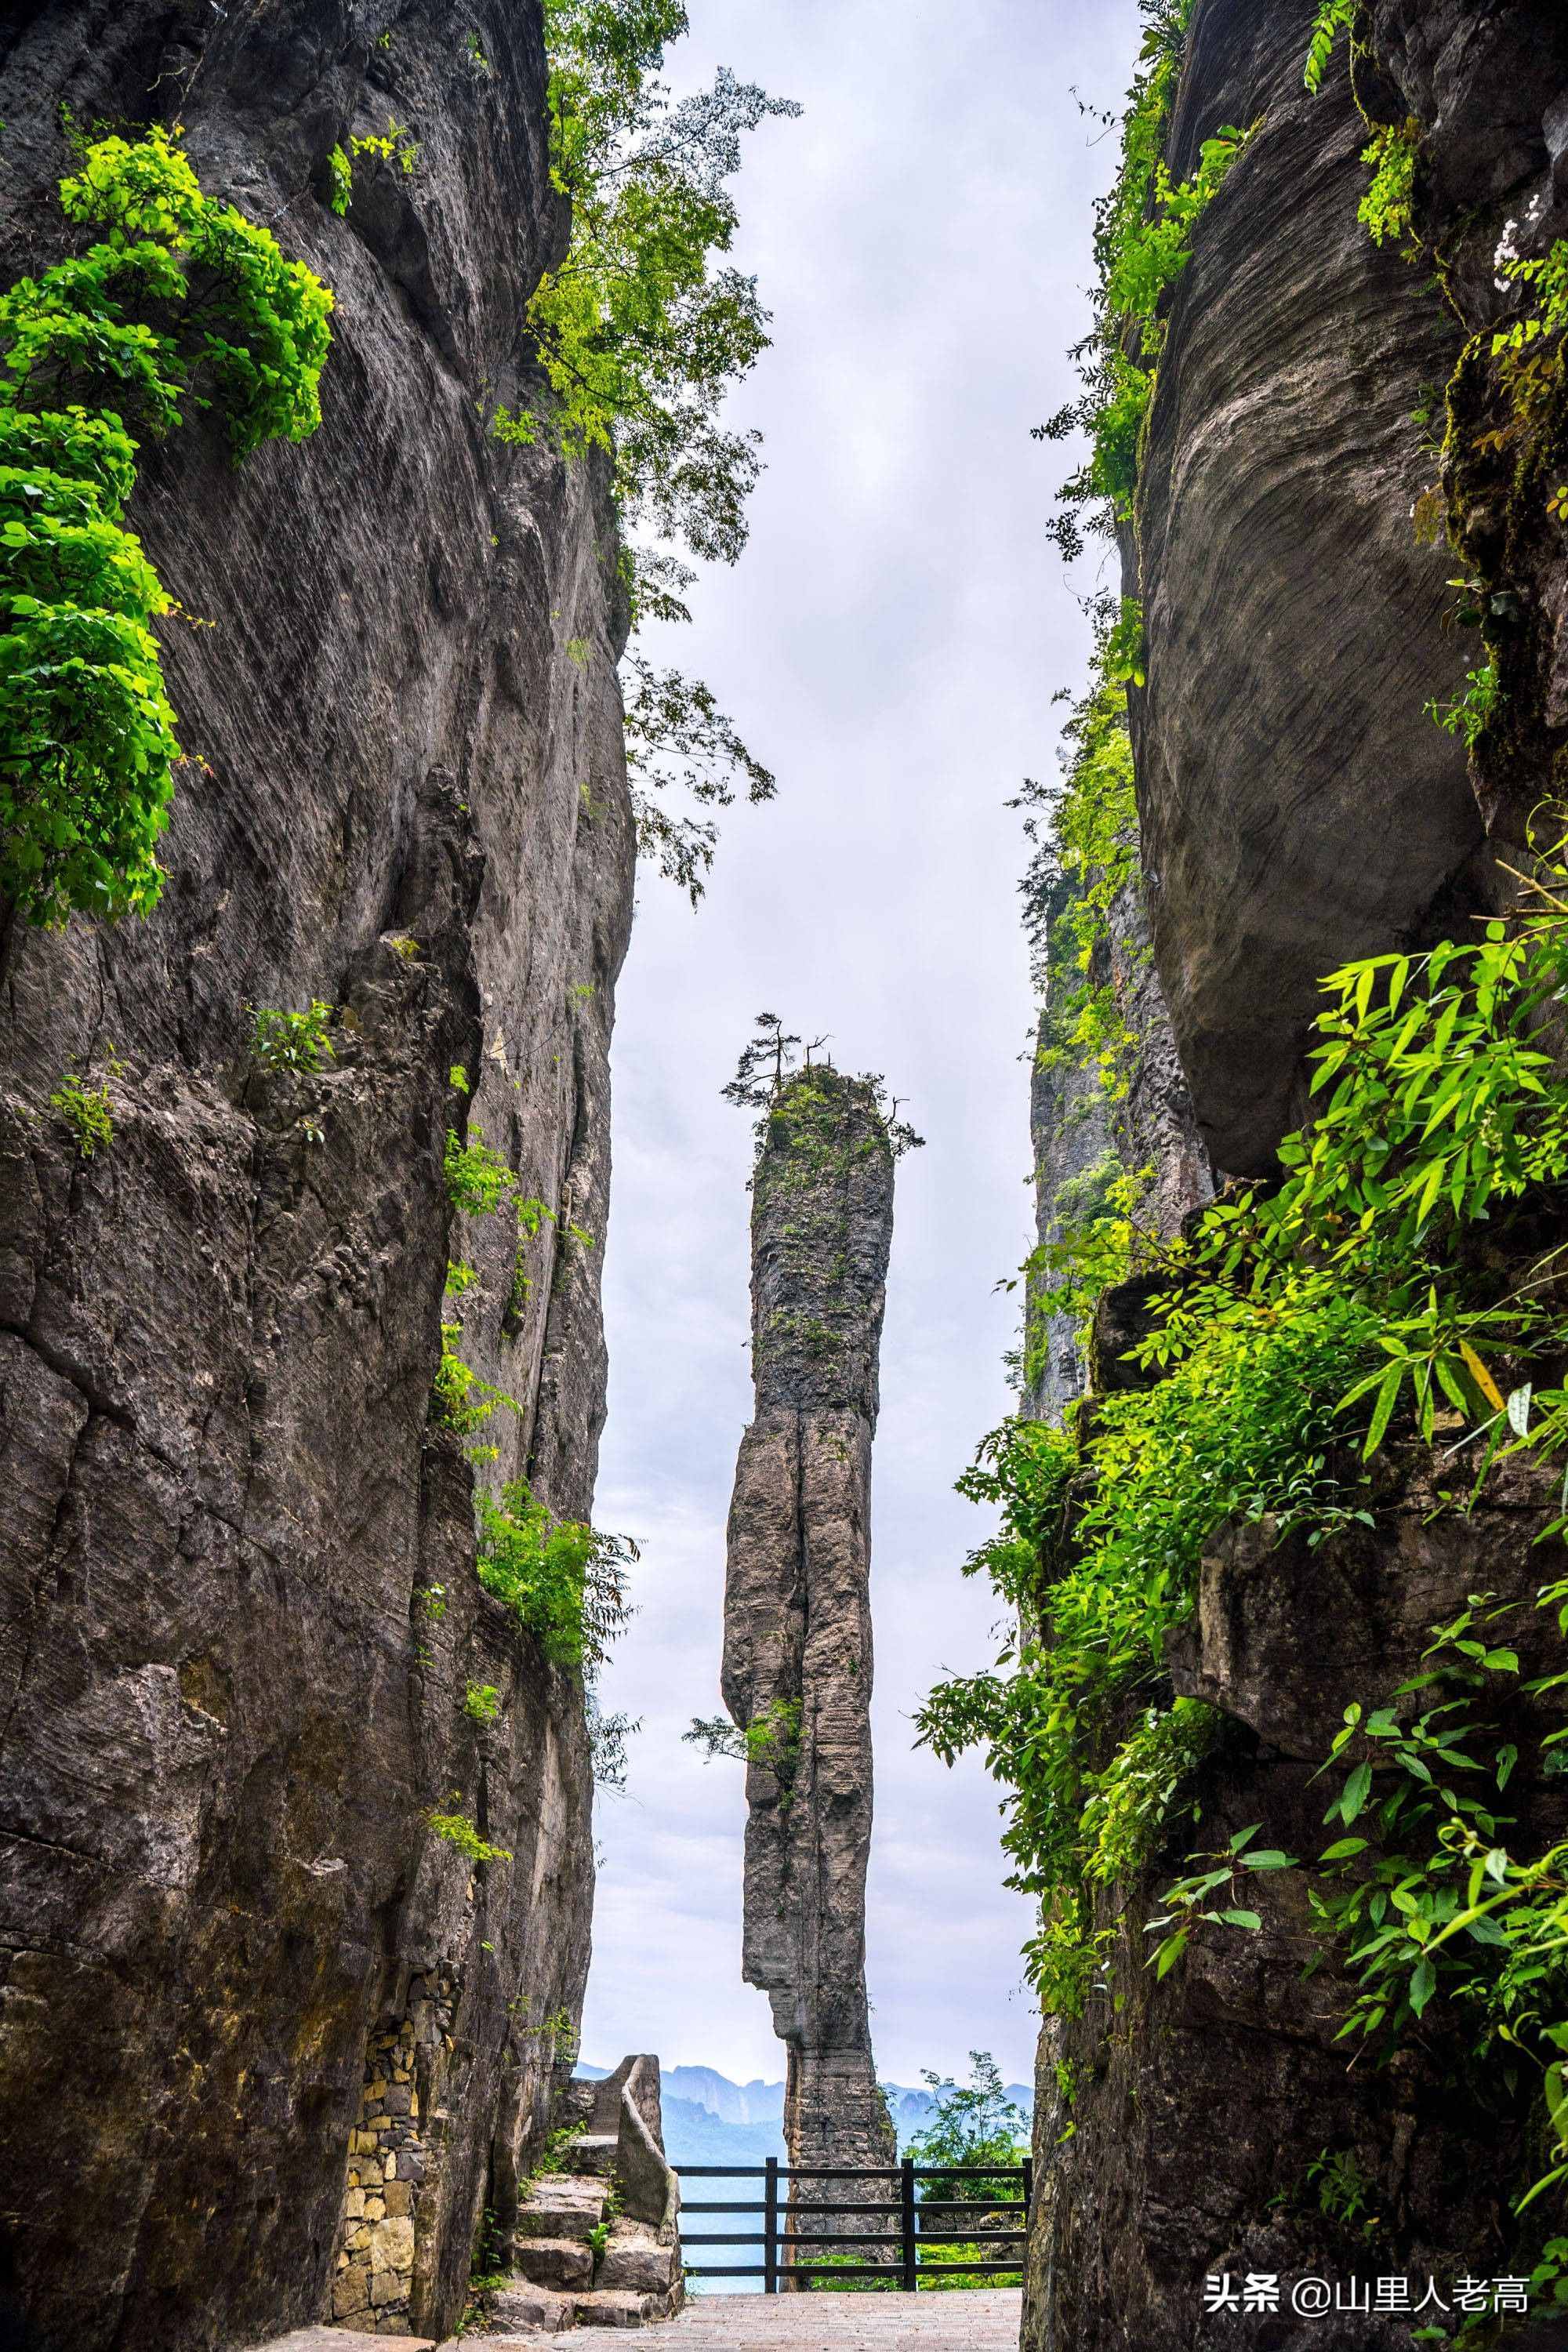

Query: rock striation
[0,6,633,2347]
[1019,3,1568,2347]
[1132,0,1492,1174]
[720,1067,899,2252]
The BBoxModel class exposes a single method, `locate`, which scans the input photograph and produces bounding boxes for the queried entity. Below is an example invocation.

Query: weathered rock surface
[0,6,633,2347]
[1020,5,1568,2347]
[1361,0,1568,855]
[1025,1450,1568,2352]
[1134,0,1492,1174]
[720,1069,899,2246]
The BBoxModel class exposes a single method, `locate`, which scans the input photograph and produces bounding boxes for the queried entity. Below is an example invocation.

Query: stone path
[478,2289,1022,2350]
[258,2290,1022,2352]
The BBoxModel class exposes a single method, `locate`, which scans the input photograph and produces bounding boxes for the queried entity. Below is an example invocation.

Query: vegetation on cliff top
[0,125,330,927]
[505,0,799,899]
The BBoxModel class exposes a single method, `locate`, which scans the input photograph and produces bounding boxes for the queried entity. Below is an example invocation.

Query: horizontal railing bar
[681,2265,767,2277]
[916,2203,1026,2215]
[780,2233,1023,2249]
[681,2235,766,2245]
[784,2201,899,2216]
[911,2263,1025,2274]
[779,2234,898,2248]
[671,2163,1025,2180]
[679,2201,766,2214]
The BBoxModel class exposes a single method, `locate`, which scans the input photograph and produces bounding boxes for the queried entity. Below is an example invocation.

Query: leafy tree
[501,2,797,896]
[906,2052,1028,2206]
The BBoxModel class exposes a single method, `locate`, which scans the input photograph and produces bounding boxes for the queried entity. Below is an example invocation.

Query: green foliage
[464,1681,502,1722]
[622,652,776,902]
[926,848,1568,2012]
[1357,119,1419,249]
[426,1807,511,1865]
[326,144,354,217]
[445,1124,516,1216]
[907,2052,1026,2201]
[1304,0,1358,95]
[1493,239,1568,360]
[1015,626,1140,1129]
[431,1323,524,1432]
[1145,1820,1295,1978]
[0,126,331,926]
[684,1695,802,1780]
[475,1476,635,1675]
[1427,660,1498,751]
[587,1692,640,1791]
[252,1000,335,1073]
[722,1014,924,1160]
[1035,11,1252,554]
[499,2,795,894]
[49,1063,114,1156]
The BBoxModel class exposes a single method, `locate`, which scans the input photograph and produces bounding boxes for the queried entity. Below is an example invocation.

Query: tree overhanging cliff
[931,2,1568,2344]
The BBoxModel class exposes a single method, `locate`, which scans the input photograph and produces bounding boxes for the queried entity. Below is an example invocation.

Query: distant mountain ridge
[579,2062,1033,2158]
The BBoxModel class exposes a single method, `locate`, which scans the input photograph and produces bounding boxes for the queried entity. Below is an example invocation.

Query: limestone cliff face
[1020,4,1568,2347]
[0,8,633,2348]
[720,1069,899,2227]
[1133,0,1491,1174]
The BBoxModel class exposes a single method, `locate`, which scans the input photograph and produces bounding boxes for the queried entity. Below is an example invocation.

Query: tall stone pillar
[720,1065,901,2256]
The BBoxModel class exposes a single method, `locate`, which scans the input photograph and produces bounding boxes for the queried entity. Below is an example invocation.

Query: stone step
[572,2133,619,2178]
[516,2173,607,2241]
[569,2287,659,2328]
[510,2235,594,2288]
[594,2236,676,2295]
[474,2278,574,2334]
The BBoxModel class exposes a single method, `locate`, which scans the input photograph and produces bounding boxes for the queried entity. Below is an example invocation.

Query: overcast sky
[579,0,1142,2092]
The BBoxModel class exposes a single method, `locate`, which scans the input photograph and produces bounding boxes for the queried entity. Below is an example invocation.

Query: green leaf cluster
[252,1000,335,1074]
[925,863,1568,2014]
[475,1476,635,1676]
[1036,8,1252,554]
[0,125,331,926]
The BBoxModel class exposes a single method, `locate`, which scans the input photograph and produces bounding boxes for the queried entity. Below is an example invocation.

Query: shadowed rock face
[720,1069,899,2230]
[1133,0,1490,1175]
[0,7,633,2347]
[1020,5,1568,2347]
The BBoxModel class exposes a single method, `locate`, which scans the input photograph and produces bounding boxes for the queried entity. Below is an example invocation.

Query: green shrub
[445,1124,515,1216]
[0,126,331,927]
[426,1806,510,1865]
[252,1000,335,1073]
[475,1477,634,1674]
[925,867,1568,2014]
[463,1682,502,1722]
[49,1065,114,1156]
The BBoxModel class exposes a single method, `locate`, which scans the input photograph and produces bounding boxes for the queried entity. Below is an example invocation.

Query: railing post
[900,2156,917,2292]
[764,2155,779,2295]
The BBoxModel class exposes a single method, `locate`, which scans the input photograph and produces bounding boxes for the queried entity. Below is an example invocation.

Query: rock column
[720,1067,900,2259]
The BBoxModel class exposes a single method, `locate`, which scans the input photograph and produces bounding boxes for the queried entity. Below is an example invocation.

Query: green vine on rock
[0,125,332,927]
[924,837,1568,2021]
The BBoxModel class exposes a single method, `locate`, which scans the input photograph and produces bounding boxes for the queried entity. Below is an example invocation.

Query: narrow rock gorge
[0,5,632,2346]
[720,1065,900,2251]
[995,2,1568,2347]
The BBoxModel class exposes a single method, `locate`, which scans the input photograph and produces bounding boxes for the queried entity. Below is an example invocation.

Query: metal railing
[676,2156,1032,2292]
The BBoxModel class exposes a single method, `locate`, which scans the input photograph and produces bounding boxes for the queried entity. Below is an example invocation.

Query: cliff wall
[1019,2,1568,2346]
[0,7,633,2347]
[720,1067,899,2239]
